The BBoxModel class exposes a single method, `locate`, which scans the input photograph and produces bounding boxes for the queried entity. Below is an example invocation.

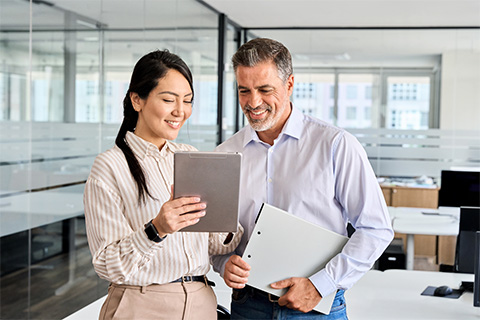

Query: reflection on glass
[1,0,222,319]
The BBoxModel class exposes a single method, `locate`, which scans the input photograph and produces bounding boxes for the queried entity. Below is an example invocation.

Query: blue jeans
[231,286,348,320]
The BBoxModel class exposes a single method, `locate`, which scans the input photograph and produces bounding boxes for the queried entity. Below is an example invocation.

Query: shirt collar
[125,131,175,159]
[242,103,303,147]
[282,104,303,140]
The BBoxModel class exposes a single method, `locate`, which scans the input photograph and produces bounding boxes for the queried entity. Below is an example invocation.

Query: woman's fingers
[154,197,207,234]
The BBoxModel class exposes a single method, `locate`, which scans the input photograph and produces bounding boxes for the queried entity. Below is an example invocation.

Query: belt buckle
[182,276,193,283]
[268,293,278,303]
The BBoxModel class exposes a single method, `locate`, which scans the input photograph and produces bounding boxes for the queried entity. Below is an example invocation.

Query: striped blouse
[84,131,242,285]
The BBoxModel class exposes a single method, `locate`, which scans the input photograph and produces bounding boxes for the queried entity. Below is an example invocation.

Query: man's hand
[271,277,322,313]
[223,255,251,289]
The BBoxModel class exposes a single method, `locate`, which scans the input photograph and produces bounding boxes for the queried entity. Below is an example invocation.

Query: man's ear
[130,92,142,111]
[286,74,294,96]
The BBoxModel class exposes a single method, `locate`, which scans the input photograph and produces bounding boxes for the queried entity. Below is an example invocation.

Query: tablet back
[174,151,241,232]
[243,203,349,315]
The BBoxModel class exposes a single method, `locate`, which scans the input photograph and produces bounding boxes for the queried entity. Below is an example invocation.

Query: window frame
[292,66,440,129]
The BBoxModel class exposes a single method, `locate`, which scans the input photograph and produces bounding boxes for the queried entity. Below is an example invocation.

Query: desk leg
[56,217,82,295]
[406,234,414,270]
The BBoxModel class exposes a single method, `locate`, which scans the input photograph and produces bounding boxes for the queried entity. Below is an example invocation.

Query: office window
[103,71,131,124]
[386,76,431,129]
[329,85,335,99]
[346,85,358,99]
[291,74,335,123]
[337,74,376,128]
[346,106,357,120]
[364,106,371,120]
[0,73,27,121]
[365,85,372,99]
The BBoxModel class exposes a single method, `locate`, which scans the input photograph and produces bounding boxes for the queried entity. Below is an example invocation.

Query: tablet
[173,151,242,232]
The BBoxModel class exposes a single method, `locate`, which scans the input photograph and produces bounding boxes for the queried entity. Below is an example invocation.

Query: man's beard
[244,104,280,132]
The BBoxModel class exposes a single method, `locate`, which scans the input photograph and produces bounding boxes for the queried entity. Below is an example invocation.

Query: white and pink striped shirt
[84,131,242,285]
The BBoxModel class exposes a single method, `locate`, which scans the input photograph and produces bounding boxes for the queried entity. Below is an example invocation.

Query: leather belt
[170,275,215,287]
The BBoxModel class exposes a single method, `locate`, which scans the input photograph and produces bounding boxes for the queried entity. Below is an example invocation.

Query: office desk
[67,269,479,320]
[346,269,479,319]
[0,184,85,237]
[0,184,86,294]
[388,207,459,270]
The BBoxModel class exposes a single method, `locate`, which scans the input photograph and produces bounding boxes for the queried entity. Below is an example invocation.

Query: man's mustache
[243,104,272,112]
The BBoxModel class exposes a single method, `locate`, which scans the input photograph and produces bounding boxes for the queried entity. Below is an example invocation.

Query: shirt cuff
[132,227,163,257]
[309,269,337,298]
[212,253,233,278]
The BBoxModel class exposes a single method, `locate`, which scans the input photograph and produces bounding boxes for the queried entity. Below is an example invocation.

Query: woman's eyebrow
[158,91,192,97]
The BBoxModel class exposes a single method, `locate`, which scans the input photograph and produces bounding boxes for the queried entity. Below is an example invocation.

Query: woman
[84,50,242,320]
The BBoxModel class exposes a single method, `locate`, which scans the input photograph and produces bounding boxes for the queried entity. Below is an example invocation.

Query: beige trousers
[99,281,217,320]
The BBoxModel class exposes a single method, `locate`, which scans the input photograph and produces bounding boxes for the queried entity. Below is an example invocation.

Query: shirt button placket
[267,147,273,202]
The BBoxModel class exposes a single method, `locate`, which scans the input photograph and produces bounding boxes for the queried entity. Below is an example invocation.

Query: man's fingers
[230,255,251,271]
[224,255,251,289]
[225,274,248,289]
[275,278,322,312]
[271,278,293,289]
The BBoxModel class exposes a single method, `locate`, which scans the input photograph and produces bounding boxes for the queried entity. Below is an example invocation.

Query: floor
[414,255,439,271]
[0,223,439,320]
[0,219,109,320]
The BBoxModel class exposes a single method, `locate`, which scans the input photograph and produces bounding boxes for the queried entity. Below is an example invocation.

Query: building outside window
[290,70,435,130]
[386,76,431,129]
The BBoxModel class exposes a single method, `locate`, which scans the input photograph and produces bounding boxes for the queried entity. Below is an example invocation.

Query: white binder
[242,203,349,315]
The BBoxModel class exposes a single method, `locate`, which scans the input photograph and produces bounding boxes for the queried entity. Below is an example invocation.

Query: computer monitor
[438,170,480,207]
[475,231,480,307]
[456,207,480,273]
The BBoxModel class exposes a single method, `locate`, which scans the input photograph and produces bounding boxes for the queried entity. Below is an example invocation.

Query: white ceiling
[1,0,479,69]
[201,0,480,68]
[202,0,480,28]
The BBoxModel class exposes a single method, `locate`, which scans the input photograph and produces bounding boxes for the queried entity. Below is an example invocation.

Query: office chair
[217,304,230,319]
[440,207,480,273]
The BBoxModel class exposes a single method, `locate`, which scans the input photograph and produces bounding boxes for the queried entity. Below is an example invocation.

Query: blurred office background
[0,0,479,318]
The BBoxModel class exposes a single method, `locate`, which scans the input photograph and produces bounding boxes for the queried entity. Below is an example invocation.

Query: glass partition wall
[246,28,480,180]
[1,1,479,318]
[0,0,224,319]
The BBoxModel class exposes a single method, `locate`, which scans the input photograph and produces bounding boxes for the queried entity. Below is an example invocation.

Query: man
[212,38,394,319]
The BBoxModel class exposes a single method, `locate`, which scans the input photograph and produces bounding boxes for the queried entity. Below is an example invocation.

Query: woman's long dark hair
[115,50,194,205]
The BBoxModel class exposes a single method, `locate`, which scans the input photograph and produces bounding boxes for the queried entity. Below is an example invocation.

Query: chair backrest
[455,207,480,273]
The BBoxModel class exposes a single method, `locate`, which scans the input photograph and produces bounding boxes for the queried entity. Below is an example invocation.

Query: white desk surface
[346,269,479,320]
[388,206,460,270]
[63,295,106,320]
[65,269,479,320]
[388,206,459,220]
[0,184,85,237]
[392,214,458,236]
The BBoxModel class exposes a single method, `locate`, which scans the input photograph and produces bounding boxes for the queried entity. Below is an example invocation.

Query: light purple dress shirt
[212,105,394,298]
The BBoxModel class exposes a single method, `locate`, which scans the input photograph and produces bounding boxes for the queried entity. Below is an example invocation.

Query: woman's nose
[172,102,185,117]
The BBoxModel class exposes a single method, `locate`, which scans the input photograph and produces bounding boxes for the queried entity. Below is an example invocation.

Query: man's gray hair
[231,38,293,83]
